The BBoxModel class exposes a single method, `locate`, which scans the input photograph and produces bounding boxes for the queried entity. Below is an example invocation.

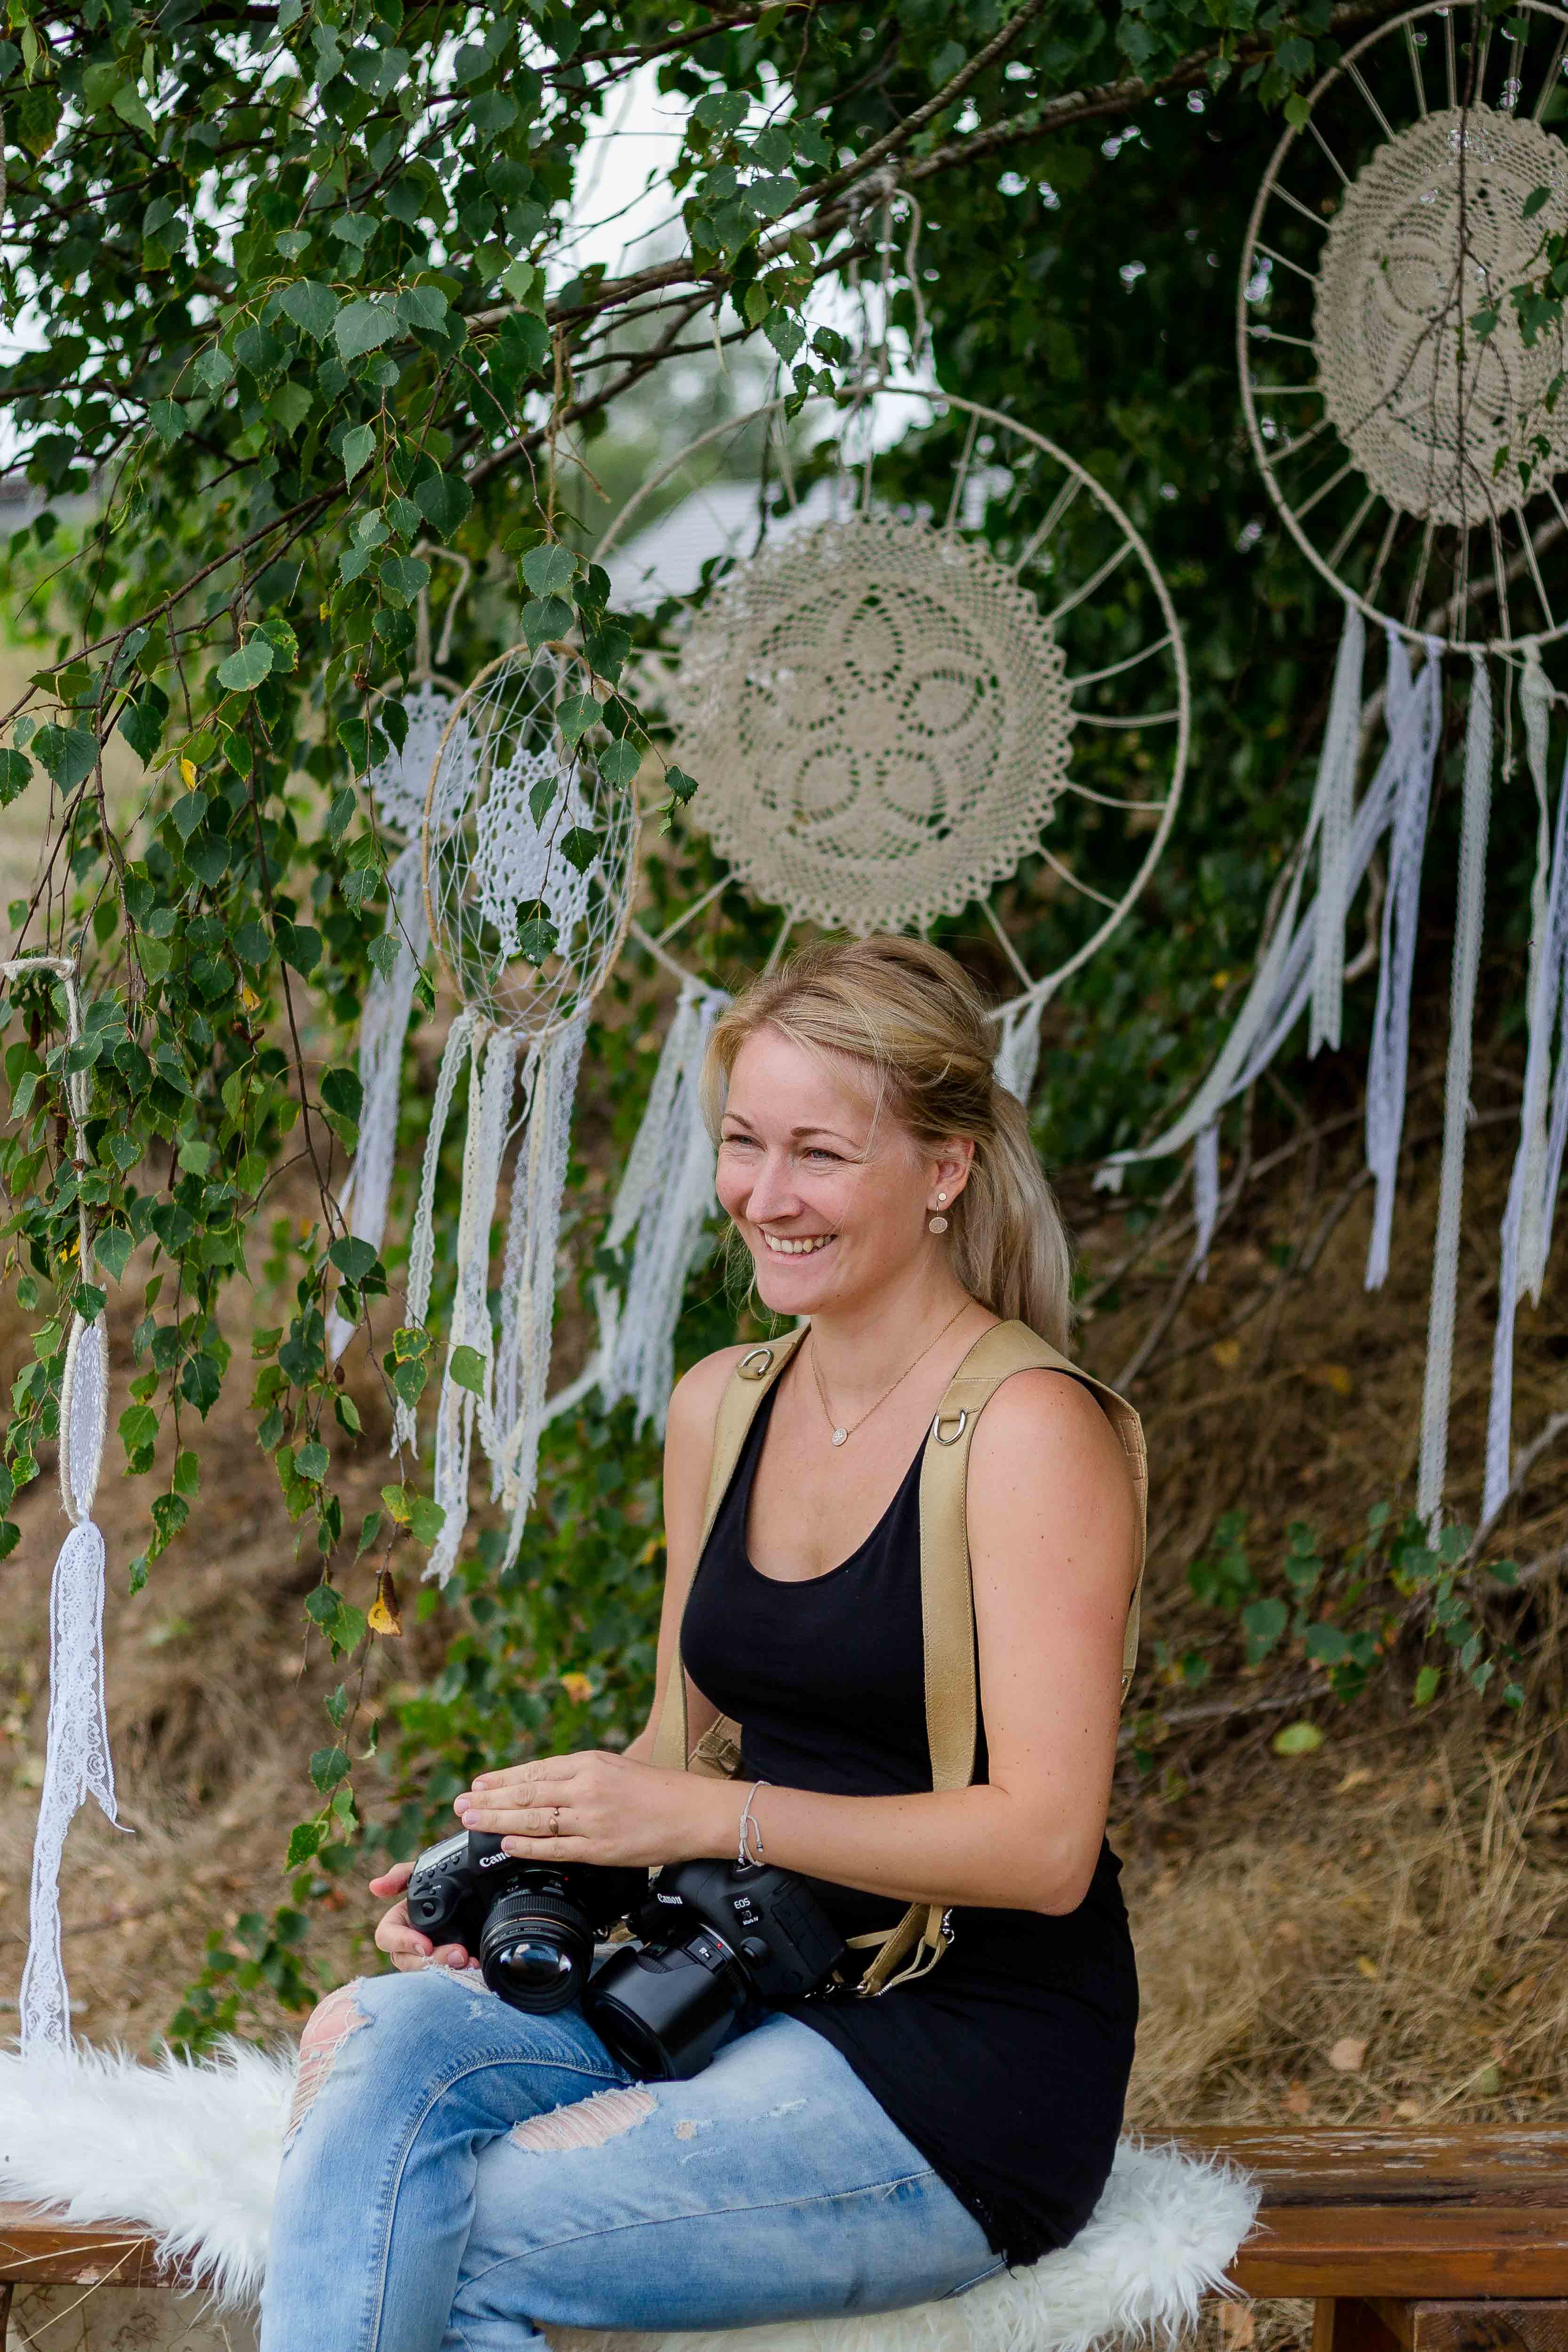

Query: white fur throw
[0,2042,1257,2352]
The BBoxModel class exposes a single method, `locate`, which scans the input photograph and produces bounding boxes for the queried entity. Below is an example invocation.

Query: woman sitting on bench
[260,935,1145,2352]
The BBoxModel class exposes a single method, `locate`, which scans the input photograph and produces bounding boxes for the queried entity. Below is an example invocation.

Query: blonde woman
[261,936,1142,2352]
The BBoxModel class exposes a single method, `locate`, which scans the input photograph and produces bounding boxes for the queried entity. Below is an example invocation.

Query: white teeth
[762,1232,834,1256]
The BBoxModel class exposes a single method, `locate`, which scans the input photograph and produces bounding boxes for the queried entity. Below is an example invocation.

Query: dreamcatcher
[1102,0,1568,1531]
[326,555,473,1363]
[393,642,638,1579]
[584,383,1191,1433]
[0,956,127,2054]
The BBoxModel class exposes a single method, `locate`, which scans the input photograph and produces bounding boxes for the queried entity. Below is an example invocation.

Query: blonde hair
[700,936,1072,1352]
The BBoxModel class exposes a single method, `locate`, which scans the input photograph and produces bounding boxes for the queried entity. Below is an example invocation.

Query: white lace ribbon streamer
[429,1027,517,1583]
[393,1009,479,1455]
[494,1011,589,1573]
[992,992,1046,1105]
[595,982,728,1435]
[326,842,429,1362]
[1191,1122,1220,1280]
[1096,620,1428,1187]
[0,955,128,2056]
[1310,601,1367,1057]
[1417,654,1493,1532]
[1484,647,1568,1519]
[1364,636,1443,1288]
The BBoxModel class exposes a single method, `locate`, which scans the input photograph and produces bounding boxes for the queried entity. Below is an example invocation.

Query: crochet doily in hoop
[664,509,1074,934]
[600,385,1186,1017]
[1239,0,1568,652]
[422,643,638,1041]
[1315,107,1568,528]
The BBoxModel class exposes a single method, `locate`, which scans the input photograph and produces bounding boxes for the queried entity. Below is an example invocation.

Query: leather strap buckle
[931,1407,969,1446]
[737,1346,775,1381]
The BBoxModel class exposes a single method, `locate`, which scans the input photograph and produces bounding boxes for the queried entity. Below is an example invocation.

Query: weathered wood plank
[1231,2209,1568,2300]
[1187,2130,1568,2211]
[1371,2299,1568,2352]
[0,2204,170,2290]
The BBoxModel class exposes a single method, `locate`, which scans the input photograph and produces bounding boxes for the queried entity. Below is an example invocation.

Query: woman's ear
[930,1138,976,1206]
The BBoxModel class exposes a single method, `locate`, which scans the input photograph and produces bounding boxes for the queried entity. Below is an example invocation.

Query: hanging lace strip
[1483,647,1568,1520]
[595,981,728,1434]
[1364,637,1444,1288]
[326,842,429,1362]
[493,1011,589,1574]
[428,1025,517,1584]
[993,992,1046,1105]
[1310,601,1367,1057]
[393,1007,479,1454]
[1191,1122,1221,1279]
[1417,655,1493,1533]
[0,957,127,2054]
[1095,622,1427,1195]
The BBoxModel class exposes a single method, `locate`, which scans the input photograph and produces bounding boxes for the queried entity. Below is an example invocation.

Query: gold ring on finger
[550,1806,561,1837]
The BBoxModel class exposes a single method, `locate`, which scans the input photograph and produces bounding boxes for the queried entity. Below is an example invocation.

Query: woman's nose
[744,1152,799,1224]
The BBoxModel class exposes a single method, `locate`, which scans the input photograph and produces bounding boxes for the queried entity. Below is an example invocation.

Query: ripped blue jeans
[260,1964,1003,2352]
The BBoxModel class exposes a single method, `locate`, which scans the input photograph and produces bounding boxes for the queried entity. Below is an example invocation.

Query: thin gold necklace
[807,1299,973,1448]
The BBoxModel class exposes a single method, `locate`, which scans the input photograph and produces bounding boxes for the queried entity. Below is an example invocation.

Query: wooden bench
[0,2126,1563,2347]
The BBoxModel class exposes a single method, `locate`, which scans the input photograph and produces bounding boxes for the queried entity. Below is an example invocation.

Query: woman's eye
[804,1149,840,1164]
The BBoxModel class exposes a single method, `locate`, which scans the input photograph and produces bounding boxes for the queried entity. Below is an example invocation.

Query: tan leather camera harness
[651,1319,1148,1998]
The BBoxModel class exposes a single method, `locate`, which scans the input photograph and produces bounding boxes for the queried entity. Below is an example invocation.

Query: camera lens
[479,1886,594,2012]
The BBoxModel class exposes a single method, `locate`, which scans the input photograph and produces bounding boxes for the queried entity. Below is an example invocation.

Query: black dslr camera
[404,1829,645,2012]
[585,1857,848,2081]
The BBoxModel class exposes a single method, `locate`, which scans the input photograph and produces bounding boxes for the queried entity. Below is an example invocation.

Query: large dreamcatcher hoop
[1105,6,1568,1535]
[1239,0,1568,654]
[389,641,638,1577]
[582,384,1190,1431]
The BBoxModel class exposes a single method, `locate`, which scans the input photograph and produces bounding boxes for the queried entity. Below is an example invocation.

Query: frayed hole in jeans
[509,2087,657,2152]
[285,1983,371,2153]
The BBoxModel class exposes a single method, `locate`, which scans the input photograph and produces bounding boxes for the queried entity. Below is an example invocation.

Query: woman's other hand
[454,1750,729,1869]
[369,1858,479,1972]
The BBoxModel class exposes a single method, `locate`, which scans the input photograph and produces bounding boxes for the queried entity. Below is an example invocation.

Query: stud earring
[928,1190,949,1236]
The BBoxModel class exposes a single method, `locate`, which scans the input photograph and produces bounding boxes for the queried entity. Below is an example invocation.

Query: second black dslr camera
[403,1830,849,2082]
[405,1829,644,2012]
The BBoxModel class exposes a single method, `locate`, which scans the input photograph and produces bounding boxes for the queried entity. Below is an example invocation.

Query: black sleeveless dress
[679,1375,1138,2269]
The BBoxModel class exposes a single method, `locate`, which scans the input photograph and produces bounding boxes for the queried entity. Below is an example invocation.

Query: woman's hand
[368,1858,479,1973]
[454,1750,731,1869]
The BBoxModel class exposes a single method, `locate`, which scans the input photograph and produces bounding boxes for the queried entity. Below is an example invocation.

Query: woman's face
[715,1027,966,1317]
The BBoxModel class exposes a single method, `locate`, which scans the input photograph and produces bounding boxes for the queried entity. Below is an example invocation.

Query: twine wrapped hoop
[1239,0,1568,653]
[422,642,639,1045]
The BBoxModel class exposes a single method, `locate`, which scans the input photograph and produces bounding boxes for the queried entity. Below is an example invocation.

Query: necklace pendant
[831,1427,848,1446]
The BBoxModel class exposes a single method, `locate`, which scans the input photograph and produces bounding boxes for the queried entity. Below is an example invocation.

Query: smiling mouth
[760,1232,836,1257]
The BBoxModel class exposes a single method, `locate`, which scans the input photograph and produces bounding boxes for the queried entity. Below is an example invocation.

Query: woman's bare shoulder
[969,1364,1134,1494]
[665,1344,756,1453]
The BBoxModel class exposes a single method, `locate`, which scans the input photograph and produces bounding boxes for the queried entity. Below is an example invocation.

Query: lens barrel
[479,1885,595,2012]
[585,1932,745,2080]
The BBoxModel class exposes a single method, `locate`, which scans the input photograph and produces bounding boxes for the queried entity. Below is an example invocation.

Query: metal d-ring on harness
[652,1320,1150,1995]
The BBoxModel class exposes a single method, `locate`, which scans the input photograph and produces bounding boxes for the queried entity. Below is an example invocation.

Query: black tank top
[680,1372,1138,2267]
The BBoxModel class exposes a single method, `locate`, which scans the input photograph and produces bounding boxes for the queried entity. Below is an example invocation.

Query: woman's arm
[617,1343,750,1764]
[459,1368,1138,1917]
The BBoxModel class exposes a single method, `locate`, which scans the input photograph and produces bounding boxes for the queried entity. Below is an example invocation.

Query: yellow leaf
[1355,1955,1379,1979]
[559,1671,594,1705]
[638,1534,664,1565]
[1303,1363,1354,1397]
[1328,2035,1367,2073]
[367,1568,402,1638]
[1210,1339,1242,1371]
[179,757,196,787]
[1336,1766,1374,1795]
[1211,970,1232,990]
[241,984,261,1013]
[1272,1720,1324,1757]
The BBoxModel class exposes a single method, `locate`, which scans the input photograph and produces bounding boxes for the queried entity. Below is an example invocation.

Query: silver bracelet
[737,1780,768,1869]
